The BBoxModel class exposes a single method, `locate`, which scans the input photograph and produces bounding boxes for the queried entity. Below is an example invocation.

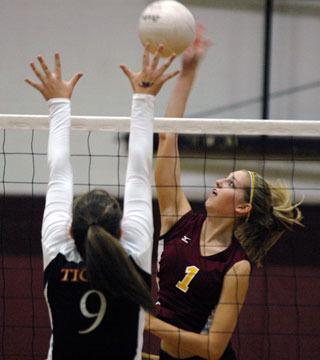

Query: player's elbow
[207,350,222,360]
[208,342,227,360]
[129,146,152,172]
[159,133,168,141]
[159,132,177,142]
[48,150,70,172]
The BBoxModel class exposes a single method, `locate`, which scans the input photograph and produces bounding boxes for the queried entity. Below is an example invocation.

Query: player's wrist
[180,66,198,78]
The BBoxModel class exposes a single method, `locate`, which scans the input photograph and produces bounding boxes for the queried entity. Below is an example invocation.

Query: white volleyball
[139,0,196,57]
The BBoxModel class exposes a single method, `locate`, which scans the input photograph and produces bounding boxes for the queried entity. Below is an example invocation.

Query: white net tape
[1,114,320,136]
[1,114,319,204]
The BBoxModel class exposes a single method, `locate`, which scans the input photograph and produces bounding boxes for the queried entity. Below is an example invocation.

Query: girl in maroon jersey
[146,27,302,360]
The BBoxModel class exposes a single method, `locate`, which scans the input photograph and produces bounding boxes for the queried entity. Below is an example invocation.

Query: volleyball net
[0,114,319,359]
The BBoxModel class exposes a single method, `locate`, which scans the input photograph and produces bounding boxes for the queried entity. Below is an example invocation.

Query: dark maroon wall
[0,196,319,359]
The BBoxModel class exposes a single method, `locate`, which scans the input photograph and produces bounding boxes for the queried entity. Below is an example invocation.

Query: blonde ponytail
[270,179,303,230]
[235,173,303,267]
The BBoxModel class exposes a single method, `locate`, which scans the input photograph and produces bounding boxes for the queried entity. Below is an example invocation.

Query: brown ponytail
[71,189,154,311]
[235,173,303,267]
[85,225,154,311]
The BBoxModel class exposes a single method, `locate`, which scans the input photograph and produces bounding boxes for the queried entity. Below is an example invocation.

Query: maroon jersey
[156,210,250,333]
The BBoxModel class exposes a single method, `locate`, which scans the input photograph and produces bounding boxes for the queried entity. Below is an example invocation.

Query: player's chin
[205,197,216,212]
[205,197,211,207]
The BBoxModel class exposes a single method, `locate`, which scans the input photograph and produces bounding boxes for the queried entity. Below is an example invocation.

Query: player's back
[45,252,150,360]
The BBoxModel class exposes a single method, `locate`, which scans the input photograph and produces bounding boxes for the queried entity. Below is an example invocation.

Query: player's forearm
[42,98,73,269]
[47,98,72,177]
[126,94,155,181]
[155,131,184,221]
[155,133,181,186]
[148,316,217,359]
[165,71,197,118]
[121,94,155,272]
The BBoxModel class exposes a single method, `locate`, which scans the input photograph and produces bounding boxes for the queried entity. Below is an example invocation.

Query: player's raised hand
[25,53,83,100]
[120,44,179,96]
[181,24,211,74]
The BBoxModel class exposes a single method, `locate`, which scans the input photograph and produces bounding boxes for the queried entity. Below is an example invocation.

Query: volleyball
[139,0,196,57]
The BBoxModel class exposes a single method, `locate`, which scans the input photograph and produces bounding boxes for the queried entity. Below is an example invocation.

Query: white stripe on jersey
[134,308,145,360]
[44,283,53,360]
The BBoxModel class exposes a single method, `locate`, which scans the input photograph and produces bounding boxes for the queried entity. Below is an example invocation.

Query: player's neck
[200,217,234,256]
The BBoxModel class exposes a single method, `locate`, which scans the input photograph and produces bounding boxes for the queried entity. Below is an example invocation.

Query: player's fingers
[157,53,176,77]
[203,38,213,48]
[24,78,43,92]
[195,23,205,37]
[30,62,46,84]
[37,55,52,78]
[142,43,151,69]
[161,70,180,84]
[150,44,164,70]
[54,53,62,79]
[69,73,83,88]
[119,64,134,80]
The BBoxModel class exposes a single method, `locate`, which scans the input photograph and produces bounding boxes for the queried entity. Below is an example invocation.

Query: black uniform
[42,95,155,359]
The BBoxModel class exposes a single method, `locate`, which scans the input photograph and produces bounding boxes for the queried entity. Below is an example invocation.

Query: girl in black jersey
[25,46,179,360]
[145,28,303,360]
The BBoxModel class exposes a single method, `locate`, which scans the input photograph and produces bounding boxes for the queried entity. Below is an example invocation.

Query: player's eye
[227,179,235,188]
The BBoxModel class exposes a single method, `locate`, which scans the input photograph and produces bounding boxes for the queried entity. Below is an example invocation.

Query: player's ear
[235,203,252,218]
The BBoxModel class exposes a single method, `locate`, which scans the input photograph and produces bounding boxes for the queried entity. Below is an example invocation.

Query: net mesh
[0,115,319,360]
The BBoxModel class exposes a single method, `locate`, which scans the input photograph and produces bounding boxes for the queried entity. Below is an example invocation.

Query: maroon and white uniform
[156,211,250,359]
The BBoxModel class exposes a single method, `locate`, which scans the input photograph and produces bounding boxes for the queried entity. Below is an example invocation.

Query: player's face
[205,170,250,219]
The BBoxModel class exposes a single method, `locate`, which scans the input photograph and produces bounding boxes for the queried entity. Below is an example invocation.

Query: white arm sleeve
[120,94,155,274]
[41,98,73,269]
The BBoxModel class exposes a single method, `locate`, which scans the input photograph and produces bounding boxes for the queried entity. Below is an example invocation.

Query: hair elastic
[245,171,256,222]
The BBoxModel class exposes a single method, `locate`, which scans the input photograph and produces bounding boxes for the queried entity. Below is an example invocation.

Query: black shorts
[159,345,237,360]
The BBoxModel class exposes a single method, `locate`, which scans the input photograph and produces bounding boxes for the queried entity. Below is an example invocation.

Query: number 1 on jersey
[176,266,199,293]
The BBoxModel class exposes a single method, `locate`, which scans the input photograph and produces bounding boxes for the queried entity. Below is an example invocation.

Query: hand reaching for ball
[120,44,180,96]
[181,24,212,75]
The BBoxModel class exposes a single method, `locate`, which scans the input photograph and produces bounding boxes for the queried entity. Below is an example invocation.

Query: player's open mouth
[211,189,218,196]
